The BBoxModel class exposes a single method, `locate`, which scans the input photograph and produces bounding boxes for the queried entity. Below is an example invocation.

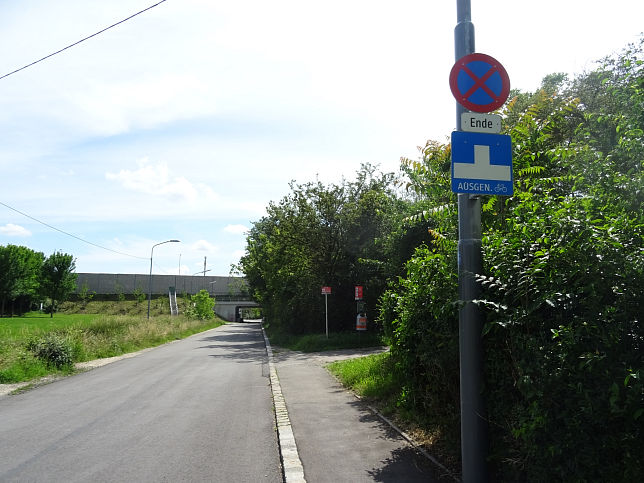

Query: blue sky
[1,0,642,276]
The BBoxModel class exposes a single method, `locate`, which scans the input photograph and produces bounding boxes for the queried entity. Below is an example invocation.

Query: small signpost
[321,286,331,338]
[354,285,366,331]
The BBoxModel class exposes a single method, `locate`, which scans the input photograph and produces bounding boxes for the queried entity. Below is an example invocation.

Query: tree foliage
[185,289,216,320]
[239,164,403,334]
[0,245,44,316]
[379,38,643,480]
[40,251,77,318]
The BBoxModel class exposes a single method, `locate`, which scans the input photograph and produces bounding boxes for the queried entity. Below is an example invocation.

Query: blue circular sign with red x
[449,53,510,113]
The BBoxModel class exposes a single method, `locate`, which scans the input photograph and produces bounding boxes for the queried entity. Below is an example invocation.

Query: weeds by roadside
[0,308,225,384]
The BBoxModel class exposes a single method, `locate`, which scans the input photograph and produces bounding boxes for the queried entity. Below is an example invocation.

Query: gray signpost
[453,1,500,481]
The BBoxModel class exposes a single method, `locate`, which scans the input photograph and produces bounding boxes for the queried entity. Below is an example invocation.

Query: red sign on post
[449,52,510,113]
[321,286,332,295]
[354,286,363,300]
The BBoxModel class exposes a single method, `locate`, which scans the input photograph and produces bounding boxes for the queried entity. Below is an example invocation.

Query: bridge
[75,273,259,322]
[212,295,261,322]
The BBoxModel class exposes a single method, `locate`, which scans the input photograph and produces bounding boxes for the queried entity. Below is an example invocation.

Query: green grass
[327,351,399,402]
[0,313,102,338]
[0,307,225,384]
[266,329,385,352]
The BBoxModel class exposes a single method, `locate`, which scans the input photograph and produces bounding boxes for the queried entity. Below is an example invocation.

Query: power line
[0,0,168,81]
[0,200,148,260]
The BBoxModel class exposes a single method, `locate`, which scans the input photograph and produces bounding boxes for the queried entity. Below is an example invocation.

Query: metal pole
[325,293,329,339]
[455,1,488,481]
[147,239,180,320]
[147,245,155,320]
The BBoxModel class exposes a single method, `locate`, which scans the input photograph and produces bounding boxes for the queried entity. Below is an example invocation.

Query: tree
[40,251,77,318]
[240,164,402,334]
[0,245,44,316]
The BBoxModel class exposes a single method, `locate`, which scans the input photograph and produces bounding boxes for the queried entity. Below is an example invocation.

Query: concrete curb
[261,328,306,483]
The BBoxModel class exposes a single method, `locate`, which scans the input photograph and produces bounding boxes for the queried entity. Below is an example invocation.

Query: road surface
[0,323,281,482]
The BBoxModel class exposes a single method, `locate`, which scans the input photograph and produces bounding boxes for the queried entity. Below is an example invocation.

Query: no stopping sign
[449,53,510,113]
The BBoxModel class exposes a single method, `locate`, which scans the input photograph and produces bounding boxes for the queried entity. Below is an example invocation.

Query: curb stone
[261,328,306,483]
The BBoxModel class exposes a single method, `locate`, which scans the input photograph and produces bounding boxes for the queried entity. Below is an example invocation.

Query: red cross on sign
[449,53,510,113]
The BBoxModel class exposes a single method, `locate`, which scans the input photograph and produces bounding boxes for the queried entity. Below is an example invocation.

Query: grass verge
[328,351,399,403]
[265,327,385,352]
[0,311,225,384]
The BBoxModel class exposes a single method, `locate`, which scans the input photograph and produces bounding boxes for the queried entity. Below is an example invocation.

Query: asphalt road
[0,323,281,482]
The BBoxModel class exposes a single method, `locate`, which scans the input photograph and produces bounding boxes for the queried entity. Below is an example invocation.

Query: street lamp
[148,239,180,319]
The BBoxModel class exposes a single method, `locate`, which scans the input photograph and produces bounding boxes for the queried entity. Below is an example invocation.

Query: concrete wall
[75,273,246,296]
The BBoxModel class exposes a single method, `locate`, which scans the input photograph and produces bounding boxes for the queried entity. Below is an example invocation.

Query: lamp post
[148,239,180,319]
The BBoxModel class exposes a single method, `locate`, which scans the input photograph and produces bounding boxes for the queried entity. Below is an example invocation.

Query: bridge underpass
[214,299,261,322]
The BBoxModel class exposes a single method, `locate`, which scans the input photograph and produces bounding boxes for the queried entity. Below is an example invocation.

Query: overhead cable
[0,0,168,81]
[0,200,148,260]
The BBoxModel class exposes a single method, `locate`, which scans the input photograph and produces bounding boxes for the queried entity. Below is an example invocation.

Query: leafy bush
[379,246,461,454]
[133,285,146,304]
[480,194,643,481]
[185,290,215,320]
[27,334,74,368]
[78,281,95,308]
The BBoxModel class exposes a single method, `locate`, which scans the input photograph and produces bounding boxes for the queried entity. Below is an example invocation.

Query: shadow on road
[367,446,454,482]
[345,398,448,482]
[195,323,268,365]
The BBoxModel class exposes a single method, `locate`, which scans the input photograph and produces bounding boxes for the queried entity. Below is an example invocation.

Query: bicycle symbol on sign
[494,183,508,194]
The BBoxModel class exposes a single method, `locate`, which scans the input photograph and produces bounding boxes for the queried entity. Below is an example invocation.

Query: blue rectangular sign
[451,131,513,195]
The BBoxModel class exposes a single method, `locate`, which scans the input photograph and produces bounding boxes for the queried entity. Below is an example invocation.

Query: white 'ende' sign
[461,112,502,134]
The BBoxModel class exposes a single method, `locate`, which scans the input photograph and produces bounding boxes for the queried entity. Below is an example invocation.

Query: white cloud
[223,224,248,235]
[191,240,218,252]
[106,157,200,202]
[0,223,31,237]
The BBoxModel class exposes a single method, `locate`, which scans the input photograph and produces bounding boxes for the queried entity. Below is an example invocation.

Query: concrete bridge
[75,273,259,322]
[214,297,261,322]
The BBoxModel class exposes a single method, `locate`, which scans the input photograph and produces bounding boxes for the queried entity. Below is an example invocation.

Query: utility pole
[455,1,488,481]
[203,256,207,276]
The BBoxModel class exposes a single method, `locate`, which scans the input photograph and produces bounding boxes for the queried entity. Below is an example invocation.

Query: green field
[0,310,225,384]
[0,313,102,338]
